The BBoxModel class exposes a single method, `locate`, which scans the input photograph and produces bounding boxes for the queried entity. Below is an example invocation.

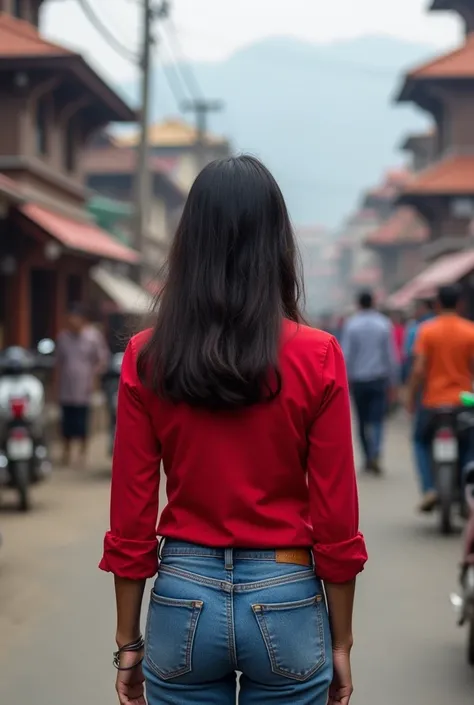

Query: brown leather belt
[275,549,312,567]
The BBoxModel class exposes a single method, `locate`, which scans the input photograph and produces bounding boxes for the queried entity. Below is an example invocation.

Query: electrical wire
[161,18,204,99]
[76,0,139,65]
[159,40,190,110]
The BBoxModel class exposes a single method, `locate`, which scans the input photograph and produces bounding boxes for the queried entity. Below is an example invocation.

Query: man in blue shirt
[342,291,398,473]
[403,298,435,383]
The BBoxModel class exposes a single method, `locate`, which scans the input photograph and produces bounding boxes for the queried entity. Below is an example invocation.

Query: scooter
[0,341,54,511]
[102,352,124,456]
[450,391,474,666]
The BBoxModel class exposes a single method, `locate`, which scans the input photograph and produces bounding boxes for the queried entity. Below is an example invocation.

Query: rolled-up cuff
[313,532,368,583]
[99,532,158,579]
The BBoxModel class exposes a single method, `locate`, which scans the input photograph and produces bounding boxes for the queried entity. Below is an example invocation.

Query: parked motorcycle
[450,391,474,665]
[102,352,124,456]
[0,341,54,511]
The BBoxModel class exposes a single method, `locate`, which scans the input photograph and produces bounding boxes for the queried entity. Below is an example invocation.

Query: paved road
[0,424,473,704]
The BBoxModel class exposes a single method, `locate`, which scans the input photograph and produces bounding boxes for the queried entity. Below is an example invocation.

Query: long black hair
[138,155,304,410]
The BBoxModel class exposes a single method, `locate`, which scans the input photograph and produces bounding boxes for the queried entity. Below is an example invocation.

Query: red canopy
[21,203,139,264]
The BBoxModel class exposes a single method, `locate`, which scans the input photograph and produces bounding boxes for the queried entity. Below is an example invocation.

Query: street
[0,423,473,705]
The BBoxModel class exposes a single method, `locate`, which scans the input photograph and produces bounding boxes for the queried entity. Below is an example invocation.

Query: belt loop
[158,537,166,561]
[224,548,234,570]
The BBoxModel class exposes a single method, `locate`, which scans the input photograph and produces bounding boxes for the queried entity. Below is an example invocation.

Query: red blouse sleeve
[99,336,162,579]
[308,337,368,583]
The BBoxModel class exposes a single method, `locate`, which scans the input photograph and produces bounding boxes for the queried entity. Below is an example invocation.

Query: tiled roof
[400,154,474,195]
[20,203,140,264]
[115,118,227,148]
[83,147,178,177]
[365,207,429,247]
[0,14,134,122]
[0,12,72,57]
[404,34,474,81]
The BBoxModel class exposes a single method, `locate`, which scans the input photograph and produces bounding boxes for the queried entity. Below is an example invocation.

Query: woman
[100,156,367,705]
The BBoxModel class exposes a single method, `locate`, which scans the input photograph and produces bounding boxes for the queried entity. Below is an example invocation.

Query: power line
[76,0,139,65]
[161,18,204,99]
[159,40,190,109]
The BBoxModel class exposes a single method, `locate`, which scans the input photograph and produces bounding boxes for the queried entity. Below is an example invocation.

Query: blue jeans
[143,541,333,704]
[413,405,435,494]
[351,378,388,463]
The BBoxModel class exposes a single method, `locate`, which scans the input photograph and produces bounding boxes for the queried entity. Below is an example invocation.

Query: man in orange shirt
[407,285,474,511]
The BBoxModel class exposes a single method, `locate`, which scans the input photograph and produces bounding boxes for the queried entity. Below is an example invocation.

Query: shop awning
[20,203,139,264]
[90,266,153,314]
[386,249,474,310]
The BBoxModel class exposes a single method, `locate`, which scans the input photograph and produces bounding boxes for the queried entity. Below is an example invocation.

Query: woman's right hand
[329,647,353,704]
[115,649,146,705]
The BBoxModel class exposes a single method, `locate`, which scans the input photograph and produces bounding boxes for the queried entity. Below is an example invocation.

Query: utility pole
[182,99,224,172]
[134,0,169,282]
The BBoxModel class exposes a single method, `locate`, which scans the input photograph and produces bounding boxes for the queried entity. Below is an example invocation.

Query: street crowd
[320,286,474,514]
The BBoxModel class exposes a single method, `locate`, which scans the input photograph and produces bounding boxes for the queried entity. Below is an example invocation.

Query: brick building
[387,0,474,311]
[83,137,186,284]
[363,170,429,297]
[0,6,141,348]
[115,118,231,193]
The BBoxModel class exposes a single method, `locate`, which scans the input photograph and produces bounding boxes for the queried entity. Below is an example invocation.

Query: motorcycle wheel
[13,461,31,512]
[438,464,454,535]
[468,616,474,666]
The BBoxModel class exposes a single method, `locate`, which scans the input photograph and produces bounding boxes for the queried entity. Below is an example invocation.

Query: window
[64,122,76,173]
[36,98,48,156]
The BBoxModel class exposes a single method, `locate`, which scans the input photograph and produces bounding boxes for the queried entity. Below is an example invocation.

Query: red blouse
[100,320,367,583]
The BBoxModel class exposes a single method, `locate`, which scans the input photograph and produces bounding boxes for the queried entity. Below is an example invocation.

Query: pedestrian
[391,311,405,371]
[403,299,435,384]
[406,285,474,512]
[100,156,367,705]
[56,304,109,466]
[342,291,397,474]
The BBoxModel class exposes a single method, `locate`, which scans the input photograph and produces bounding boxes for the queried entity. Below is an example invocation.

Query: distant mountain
[122,35,437,227]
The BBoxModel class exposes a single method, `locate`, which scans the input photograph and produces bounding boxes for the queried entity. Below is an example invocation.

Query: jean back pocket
[252,594,326,681]
[145,591,203,680]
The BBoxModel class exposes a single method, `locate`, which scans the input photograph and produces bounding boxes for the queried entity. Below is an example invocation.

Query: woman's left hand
[115,649,146,705]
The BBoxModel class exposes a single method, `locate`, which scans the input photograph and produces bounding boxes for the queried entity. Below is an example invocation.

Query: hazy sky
[43,0,462,83]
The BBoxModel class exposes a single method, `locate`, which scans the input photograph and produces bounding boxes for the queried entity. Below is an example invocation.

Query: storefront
[0,188,139,349]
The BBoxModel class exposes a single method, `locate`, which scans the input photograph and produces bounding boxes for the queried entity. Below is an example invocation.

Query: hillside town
[1,2,474,705]
[309,0,474,328]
